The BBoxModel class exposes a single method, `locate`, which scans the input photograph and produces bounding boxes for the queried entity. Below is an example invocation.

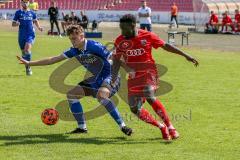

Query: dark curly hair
[66,25,84,36]
[120,14,137,24]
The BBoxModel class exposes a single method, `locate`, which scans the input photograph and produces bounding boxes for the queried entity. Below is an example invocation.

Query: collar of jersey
[83,39,87,51]
[21,9,30,12]
[141,6,148,9]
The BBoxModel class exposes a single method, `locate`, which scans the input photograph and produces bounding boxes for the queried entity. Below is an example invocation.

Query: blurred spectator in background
[80,11,89,31]
[138,0,152,31]
[1,13,7,20]
[170,2,178,28]
[205,11,219,33]
[48,1,61,36]
[234,9,240,32]
[29,0,38,12]
[61,12,70,34]
[221,12,235,33]
[69,11,81,25]
[61,11,81,34]
[92,20,98,32]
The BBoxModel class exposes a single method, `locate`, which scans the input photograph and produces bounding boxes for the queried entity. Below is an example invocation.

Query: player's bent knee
[24,46,31,53]
[96,87,110,100]
[23,48,30,53]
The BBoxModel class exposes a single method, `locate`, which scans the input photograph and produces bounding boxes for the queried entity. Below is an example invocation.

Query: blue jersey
[13,9,37,37]
[62,40,112,86]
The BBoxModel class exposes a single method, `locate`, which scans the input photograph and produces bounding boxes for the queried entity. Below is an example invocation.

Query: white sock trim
[158,122,165,128]
[119,122,126,128]
[168,124,175,129]
[78,123,87,129]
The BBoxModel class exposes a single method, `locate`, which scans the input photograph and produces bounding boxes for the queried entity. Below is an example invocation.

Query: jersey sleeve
[48,8,50,15]
[13,10,20,22]
[150,32,165,49]
[137,8,141,14]
[62,48,79,59]
[32,11,37,21]
[147,7,151,14]
[87,40,111,59]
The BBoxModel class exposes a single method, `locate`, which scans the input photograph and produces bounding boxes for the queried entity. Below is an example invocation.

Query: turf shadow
[0,134,169,146]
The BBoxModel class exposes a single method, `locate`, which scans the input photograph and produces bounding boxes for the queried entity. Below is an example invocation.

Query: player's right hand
[38,27,43,32]
[16,56,29,65]
[185,56,199,67]
[12,21,20,27]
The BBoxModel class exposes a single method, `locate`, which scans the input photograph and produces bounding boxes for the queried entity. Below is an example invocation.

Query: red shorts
[127,71,159,96]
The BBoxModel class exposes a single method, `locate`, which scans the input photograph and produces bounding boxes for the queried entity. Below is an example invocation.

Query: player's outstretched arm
[17,54,66,66]
[111,57,122,83]
[162,43,199,67]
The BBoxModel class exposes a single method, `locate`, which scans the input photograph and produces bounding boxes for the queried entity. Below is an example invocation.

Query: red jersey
[114,29,165,95]
[171,5,178,16]
[222,15,232,24]
[235,13,240,23]
[209,14,218,23]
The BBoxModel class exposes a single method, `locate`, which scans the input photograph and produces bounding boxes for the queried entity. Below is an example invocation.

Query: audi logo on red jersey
[126,48,145,56]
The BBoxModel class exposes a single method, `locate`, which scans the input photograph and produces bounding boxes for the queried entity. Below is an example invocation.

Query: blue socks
[68,99,86,129]
[68,98,125,129]
[100,99,125,128]
[22,51,32,61]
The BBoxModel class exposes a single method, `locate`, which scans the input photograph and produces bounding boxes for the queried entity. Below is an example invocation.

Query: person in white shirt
[138,0,152,31]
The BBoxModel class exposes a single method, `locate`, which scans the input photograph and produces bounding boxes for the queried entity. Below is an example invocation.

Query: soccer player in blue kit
[17,25,133,135]
[12,0,43,76]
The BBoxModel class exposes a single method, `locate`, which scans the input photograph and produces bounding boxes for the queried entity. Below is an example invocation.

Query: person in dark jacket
[80,11,89,31]
[48,1,61,35]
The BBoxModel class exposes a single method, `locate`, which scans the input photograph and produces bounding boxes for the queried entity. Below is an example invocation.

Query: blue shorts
[18,35,35,50]
[140,24,152,32]
[78,76,120,98]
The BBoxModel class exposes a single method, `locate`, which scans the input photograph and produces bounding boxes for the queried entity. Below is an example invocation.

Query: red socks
[151,99,171,127]
[138,108,160,128]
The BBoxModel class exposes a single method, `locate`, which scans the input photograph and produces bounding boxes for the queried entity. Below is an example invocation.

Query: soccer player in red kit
[234,9,240,32]
[112,14,199,141]
[221,12,235,32]
[206,11,219,30]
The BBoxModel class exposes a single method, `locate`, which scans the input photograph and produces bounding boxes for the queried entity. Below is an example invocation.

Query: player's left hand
[16,56,29,65]
[186,56,199,67]
[38,27,43,32]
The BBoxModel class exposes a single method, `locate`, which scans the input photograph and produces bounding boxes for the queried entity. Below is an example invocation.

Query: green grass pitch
[0,30,239,160]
